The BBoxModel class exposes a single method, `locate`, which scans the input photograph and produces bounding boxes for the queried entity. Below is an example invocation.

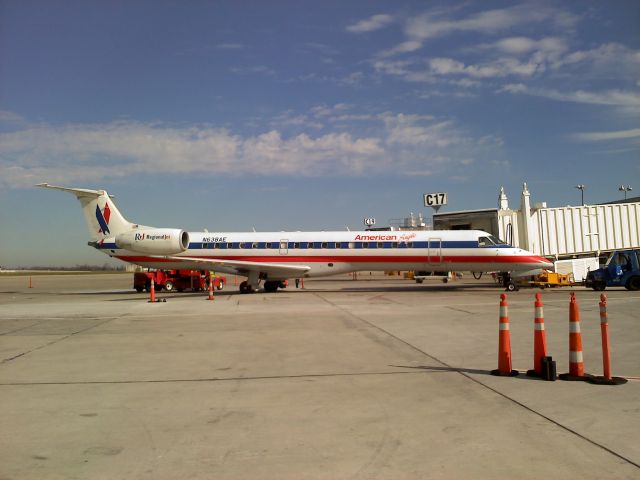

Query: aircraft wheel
[239,281,254,294]
[505,282,518,292]
[264,281,279,293]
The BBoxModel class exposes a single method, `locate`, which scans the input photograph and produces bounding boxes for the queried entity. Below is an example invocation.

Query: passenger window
[322,242,328,248]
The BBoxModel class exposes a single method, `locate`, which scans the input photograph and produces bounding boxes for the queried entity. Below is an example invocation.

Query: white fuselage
[97,229,552,278]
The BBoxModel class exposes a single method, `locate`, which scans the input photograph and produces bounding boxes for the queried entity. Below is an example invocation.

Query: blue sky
[1,0,639,267]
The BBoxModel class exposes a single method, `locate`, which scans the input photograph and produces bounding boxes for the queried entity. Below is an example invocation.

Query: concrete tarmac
[1,273,639,479]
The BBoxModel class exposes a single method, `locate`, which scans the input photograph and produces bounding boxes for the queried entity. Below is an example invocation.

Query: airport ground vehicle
[134,270,226,292]
[585,249,640,291]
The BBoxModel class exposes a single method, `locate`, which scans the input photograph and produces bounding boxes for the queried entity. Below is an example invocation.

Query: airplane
[37,183,553,293]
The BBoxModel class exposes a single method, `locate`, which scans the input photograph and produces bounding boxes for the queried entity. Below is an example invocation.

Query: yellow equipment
[526,270,574,288]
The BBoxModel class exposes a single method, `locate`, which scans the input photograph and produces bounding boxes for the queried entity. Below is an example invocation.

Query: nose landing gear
[498,272,519,292]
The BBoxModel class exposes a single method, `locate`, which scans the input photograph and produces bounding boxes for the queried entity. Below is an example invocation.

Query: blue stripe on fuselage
[187,240,510,250]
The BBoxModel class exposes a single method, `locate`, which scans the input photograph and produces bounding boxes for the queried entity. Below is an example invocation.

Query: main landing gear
[239,281,255,294]
[239,279,287,294]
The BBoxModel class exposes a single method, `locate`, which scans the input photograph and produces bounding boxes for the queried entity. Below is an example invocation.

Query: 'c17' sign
[423,192,448,207]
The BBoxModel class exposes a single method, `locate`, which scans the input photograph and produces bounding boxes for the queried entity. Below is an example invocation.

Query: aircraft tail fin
[36,183,134,242]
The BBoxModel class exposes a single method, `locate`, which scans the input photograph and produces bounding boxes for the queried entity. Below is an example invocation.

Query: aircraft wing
[161,255,311,278]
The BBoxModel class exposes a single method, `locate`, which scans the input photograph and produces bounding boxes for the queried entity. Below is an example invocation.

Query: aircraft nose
[539,256,554,269]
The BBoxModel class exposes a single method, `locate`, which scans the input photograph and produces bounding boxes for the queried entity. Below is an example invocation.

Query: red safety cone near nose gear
[491,294,518,377]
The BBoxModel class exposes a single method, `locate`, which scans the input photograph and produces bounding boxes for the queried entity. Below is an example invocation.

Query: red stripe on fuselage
[115,254,549,265]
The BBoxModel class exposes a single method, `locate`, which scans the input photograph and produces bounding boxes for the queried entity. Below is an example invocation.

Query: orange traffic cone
[560,293,590,381]
[526,293,549,377]
[599,294,610,380]
[588,294,628,385]
[207,276,214,301]
[491,294,518,376]
[149,277,156,303]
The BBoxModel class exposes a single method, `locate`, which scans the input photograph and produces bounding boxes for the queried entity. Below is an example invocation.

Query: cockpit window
[478,235,507,247]
[478,236,492,247]
[488,235,507,245]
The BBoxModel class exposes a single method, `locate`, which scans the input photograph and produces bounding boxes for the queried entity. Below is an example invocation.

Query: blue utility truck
[585,249,640,291]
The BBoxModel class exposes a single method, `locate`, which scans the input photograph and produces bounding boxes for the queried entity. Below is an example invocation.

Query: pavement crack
[1,317,118,365]
[0,370,422,386]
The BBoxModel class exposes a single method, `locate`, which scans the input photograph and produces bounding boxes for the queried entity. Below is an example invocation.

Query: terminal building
[433,183,640,260]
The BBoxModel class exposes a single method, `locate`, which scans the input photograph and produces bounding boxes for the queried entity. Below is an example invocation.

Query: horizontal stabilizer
[35,183,109,199]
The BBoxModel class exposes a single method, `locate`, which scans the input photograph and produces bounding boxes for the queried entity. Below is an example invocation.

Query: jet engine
[115,228,189,255]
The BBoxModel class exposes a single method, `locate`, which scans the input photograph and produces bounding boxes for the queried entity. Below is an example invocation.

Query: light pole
[619,185,633,200]
[575,184,585,206]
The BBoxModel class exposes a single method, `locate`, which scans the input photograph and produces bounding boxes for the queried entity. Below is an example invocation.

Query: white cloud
[346,14,394,33]
[310,103,351,117]
[377,40,423,58]
[571,128,640,142]
[381,4,577,57]
[552,43,640,76]
[405,57,542,81]
[499,84,640,108]
[230,65,276,76]
[0,110,26,125]
[0,121,391,185]
[216,43,244,50]
[0,112,504,187]
[488,36,568,57]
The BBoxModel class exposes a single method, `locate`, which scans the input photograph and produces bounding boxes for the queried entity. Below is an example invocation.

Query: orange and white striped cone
[527,293,549,377]
[149,278,156,303]
[560,293,590,381]
[491,294,518,377]
[588,294,628,385]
